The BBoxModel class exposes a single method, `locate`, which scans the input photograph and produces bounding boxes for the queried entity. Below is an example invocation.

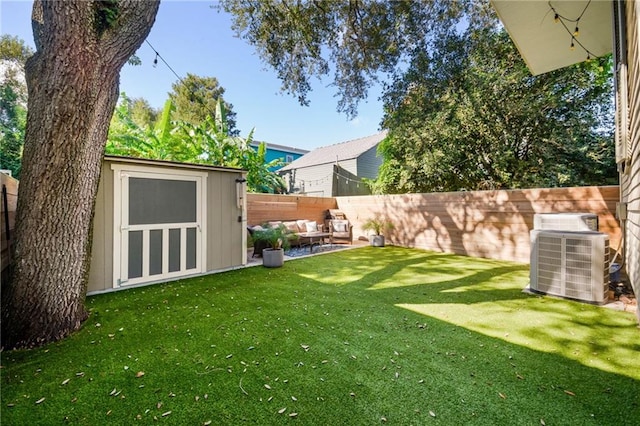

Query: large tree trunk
[1,0,159,349]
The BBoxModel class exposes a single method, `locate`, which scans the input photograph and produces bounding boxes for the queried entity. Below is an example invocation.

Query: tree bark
[1,0,159,349]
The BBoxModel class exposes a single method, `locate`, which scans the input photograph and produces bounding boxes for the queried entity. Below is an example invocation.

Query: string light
[142,40,230,130]
[548,0,595,61]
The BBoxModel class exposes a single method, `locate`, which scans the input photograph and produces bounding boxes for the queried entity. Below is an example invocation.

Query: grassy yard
[2,246,639,425]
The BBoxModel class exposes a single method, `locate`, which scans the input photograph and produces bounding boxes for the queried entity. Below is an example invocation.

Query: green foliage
[251,223,294,250]
[0,84,27,178]
[94,0,120,36]
[0,35,32,178]
[2,247,638,424]
[373,23,616,193]
[361,216,394,236]
[0,35,33,62]
[169,73,239,135]
[219,0,467,118]
[106,94,285,193]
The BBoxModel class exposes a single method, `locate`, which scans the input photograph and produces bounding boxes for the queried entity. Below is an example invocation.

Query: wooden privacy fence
[336,186,620,263]
[1,173,19,282]
[247,193,337,226]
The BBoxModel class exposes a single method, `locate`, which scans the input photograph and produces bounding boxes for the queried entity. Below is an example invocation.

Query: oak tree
[2,0,160,349]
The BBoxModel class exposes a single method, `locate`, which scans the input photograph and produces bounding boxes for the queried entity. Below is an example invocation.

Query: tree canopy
[373,26,615,193]
[221,0,615,193]
[168,73,239,135]
[107,94,285,193]
[218,0,467,118]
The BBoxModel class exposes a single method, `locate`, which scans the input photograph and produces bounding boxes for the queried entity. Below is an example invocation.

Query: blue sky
[1,0,384,151]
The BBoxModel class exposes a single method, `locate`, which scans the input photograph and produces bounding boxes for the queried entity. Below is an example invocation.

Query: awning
[491,0,613,75]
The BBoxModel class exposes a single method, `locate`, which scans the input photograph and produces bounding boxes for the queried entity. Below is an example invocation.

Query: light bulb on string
[573,26,579,37]
[554,13,559,23]
[153,52,158,67]
[570,39,575,51]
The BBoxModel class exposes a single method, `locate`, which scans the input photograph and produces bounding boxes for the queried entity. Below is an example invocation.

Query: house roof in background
[279,131,388,172]
[250,141,310,155]
[491,0,612,76]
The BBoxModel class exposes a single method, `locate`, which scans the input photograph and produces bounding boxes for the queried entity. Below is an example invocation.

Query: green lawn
[2,247,639,425]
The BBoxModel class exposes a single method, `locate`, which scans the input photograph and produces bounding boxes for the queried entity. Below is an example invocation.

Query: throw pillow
[305,221,318,232]
[333,221,347,232]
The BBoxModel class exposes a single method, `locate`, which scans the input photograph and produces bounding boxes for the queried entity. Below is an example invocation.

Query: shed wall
[88,158,245,294]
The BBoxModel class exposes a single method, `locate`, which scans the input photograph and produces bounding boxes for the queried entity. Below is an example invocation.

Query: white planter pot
[262,248,284,267]
[370,235,385,247]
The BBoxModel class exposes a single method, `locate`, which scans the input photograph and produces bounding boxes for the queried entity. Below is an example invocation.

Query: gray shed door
[113,167,206,287]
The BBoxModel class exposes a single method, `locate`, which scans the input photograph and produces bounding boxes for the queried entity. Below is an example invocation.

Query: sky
[0,0,384,151]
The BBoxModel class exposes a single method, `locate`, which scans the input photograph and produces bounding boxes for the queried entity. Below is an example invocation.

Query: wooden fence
[336,186,620,263]
[1,173,19,283]
[247,193,337,226]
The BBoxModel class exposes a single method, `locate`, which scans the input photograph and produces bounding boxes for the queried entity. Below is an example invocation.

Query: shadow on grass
[1,245,639,425]
[290,246,640,379]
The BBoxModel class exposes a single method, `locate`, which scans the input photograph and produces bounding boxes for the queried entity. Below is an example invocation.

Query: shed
[279,131,387,196]
[88,156,247,294]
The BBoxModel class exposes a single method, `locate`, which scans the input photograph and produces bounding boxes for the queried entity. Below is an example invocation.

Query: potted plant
[361,216,395,247]
[251,223,293,267]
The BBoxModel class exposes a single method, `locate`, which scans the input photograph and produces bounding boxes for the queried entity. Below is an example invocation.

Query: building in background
[279,131,387,197]
[249,141,309,171]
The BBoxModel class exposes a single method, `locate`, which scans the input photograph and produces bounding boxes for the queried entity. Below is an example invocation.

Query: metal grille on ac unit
[529,230,609,304]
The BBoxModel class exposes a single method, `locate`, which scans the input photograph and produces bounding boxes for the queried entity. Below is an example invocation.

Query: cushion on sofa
[305,221,318,232]
[283,221,299,233]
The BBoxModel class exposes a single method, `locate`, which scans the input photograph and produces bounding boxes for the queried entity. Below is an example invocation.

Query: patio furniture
[297,231,332,253]
[325,210,353,244]
[247,219,325,257]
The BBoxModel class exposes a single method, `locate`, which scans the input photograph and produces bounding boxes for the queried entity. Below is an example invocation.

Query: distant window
[285,155,294,163]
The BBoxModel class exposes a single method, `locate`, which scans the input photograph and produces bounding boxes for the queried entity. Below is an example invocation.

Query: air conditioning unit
[534,213,598,232]
[530,230,609,304]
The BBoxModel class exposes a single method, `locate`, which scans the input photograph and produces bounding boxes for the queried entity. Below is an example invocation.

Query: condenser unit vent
[529,230,609,304]
[533,213,598,232]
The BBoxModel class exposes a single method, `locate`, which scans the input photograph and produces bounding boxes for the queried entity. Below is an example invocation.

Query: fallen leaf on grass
[162,411,171,417]
[540,419,546,425]
[289,413,298,417]
[264,384,272,390]
[429,411,436,417]
[278,407,287,414]
[381,416,387,422]
[564,390,575,396]
[301,344,310,352]
[204,421,212,426]
[136,371,145,378]
[516,373,524,380]
[61,379,70,385]
[106,410,112,415]
[499,393,506,399]
[291,396,297,401]
[35,397,45,405]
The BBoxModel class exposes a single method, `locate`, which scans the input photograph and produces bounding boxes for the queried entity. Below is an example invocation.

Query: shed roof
[104,155,245,173]
[279,131,387,172]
